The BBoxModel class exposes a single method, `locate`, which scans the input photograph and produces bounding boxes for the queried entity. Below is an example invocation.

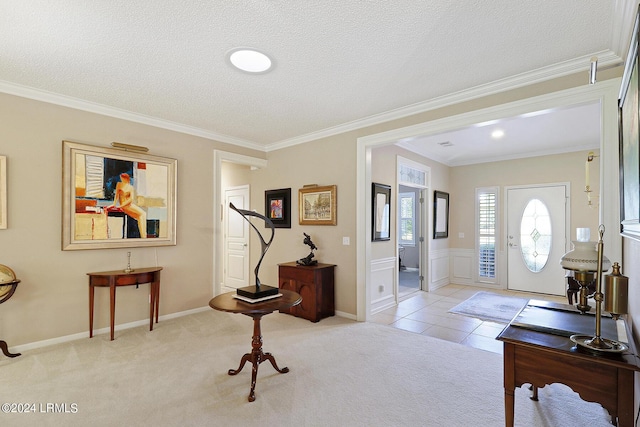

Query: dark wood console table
[278,262,335,322]
[496,300,640,426]
[209,289,301,402]
[87,267,162,341]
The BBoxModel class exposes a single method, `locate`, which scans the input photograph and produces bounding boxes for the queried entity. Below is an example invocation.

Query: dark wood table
[87,267,162,341]
[496,300,640,427]
[209,289,302,402]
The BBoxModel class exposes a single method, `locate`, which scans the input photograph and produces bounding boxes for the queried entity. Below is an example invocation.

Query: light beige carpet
[1,309,612,426]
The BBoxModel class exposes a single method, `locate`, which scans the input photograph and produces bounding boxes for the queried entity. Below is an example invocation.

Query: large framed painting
[619,8,640,240]
[0,155,6,229]
[265,188,291,228]
[372,182,390,241]
[62,141,177,250]
[298,185,337,225]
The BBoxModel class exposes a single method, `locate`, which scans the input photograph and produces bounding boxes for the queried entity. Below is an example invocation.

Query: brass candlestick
[124,251,134,273]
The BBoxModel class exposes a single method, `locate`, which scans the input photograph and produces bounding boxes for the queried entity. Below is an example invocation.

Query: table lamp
[560,227,609,314]
[560,225,627,352]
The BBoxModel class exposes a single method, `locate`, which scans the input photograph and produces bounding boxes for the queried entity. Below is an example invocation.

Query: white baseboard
[10,305,357,354]
[11,306,211,354]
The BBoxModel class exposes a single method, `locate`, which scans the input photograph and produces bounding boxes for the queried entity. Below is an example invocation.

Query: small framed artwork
[62,141,178,250]
[0,155,6,229]
[619,7,640,240]
[298,185,337,225]
[433,190,449,239]
[372,182,391,241]
[265,188,291,228]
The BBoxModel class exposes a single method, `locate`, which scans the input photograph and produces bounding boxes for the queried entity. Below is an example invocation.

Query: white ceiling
[396,102,603,166]
[0,1,636,163]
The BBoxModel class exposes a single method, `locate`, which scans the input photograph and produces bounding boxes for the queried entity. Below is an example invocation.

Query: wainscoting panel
[370,257,396,313]
[450,248,474,286]
[429,249,449,290]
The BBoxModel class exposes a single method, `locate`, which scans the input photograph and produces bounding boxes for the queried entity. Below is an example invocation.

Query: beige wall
[251,134,357,315]
[221,162,252,189]
[450,151,600,253]
[0,93,264,347]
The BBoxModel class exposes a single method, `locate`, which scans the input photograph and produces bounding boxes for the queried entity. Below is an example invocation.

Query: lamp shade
[560,241,611,272]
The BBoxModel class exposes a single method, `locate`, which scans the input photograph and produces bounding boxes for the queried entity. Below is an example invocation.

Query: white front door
[224,186,250,289]
[506,184,568,296]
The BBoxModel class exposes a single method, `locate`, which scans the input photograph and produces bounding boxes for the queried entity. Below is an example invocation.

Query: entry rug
[448,291,528,324]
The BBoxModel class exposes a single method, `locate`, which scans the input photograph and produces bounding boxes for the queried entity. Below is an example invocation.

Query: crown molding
[0,48,627,156]
[266,51,622,152]
[611,0,639,56]
[0,79,264,152]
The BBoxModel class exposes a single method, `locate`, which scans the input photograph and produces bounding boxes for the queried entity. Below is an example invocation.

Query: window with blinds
[477,188,497,282]
[399,192,415,245]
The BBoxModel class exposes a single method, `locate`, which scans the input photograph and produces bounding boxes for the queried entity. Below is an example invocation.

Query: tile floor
[370,284,567,355]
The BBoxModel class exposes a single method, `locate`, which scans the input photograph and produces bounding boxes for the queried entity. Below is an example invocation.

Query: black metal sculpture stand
[229,203,279,299]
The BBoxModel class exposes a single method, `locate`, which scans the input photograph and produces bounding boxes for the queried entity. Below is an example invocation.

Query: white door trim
[213,150,267,297]
[356,79,620,322]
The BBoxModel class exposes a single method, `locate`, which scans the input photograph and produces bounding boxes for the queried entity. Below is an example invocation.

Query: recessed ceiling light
[226,48,273,74]
[491,129,505,139]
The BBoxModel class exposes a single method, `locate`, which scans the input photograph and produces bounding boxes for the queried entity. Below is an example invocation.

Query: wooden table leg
[503,343,515,427]
[89,283,95,338]
[109,280,116,341]
[149,282,155,332]
[155,280,160,324]
[618,369,634,427]
[228,313,289,402]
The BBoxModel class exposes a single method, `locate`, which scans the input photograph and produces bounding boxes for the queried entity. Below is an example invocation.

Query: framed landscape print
[265,188,291,228]
[619,8,640,240]
[62,141,177,250]
[298,185,337,225]
[372,182,391,241]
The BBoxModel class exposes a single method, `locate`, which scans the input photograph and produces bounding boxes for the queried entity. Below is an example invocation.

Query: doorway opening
[213,150,268,297]
[398,184,423,298]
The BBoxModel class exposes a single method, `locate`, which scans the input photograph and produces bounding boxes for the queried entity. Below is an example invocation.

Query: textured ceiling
[0,1,635,160]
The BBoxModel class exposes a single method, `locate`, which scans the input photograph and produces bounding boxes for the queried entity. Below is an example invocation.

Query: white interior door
[224,186,250,289]
[506,185,567,296]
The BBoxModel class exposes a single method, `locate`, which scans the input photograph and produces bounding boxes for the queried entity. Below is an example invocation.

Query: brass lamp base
[570,334,628,353]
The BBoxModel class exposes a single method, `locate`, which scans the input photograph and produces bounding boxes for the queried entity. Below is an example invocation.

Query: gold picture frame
[62,141,177,250]
[0,155,6,229]
[298,185,337,225]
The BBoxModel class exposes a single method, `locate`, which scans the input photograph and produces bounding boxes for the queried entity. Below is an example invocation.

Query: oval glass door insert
[519,198,552,273]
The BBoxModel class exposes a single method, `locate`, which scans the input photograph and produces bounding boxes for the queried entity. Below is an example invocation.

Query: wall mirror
[433,191,449,239]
